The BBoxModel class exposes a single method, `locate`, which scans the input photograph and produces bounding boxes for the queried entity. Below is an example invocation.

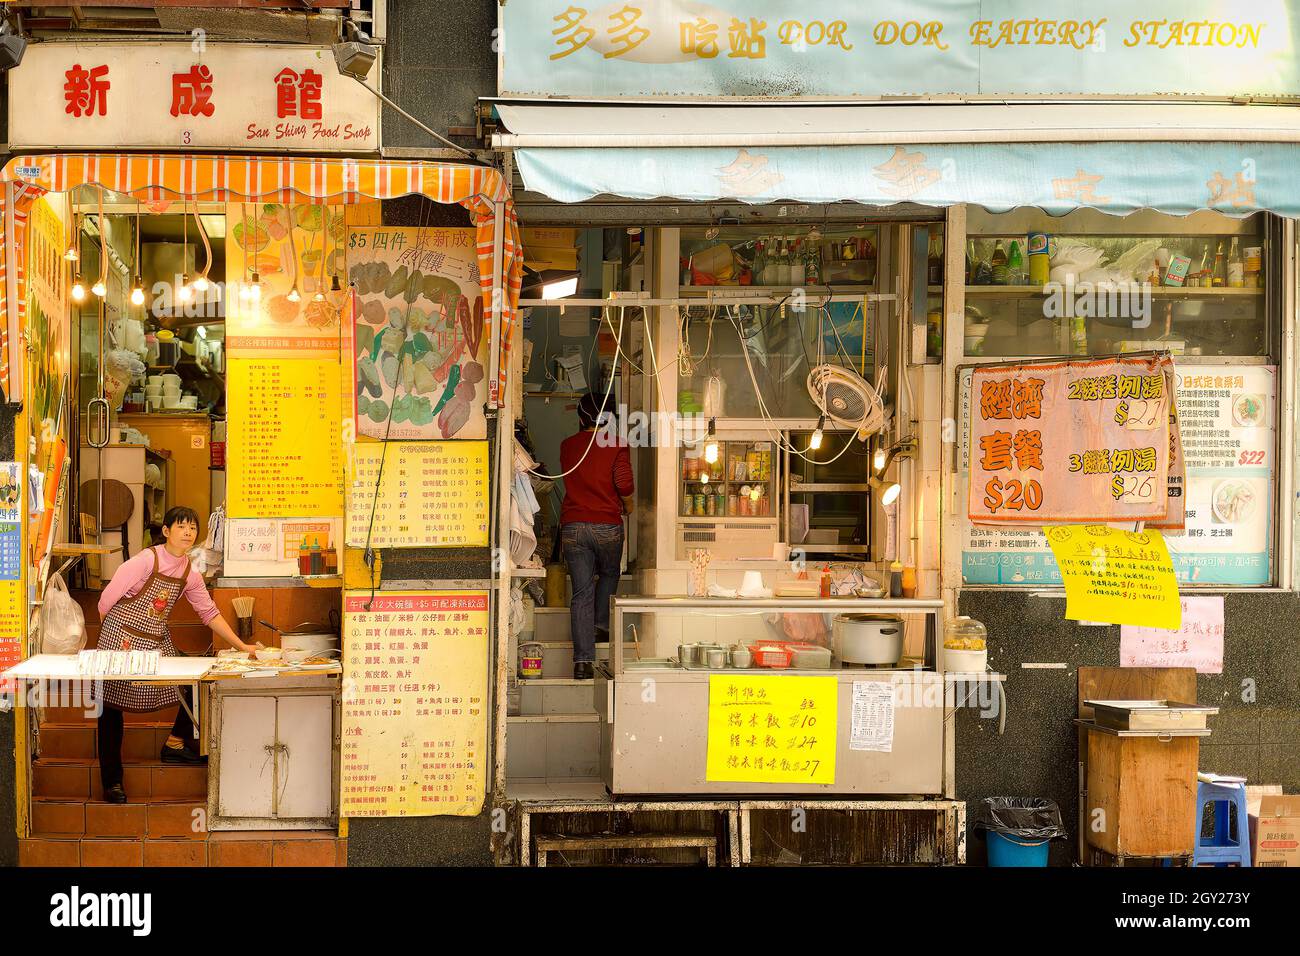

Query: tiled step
[519,678,598,716]
[33,758,206,801]
[32,798,209,839]
[533,641,611,679]
[38,722,174,761]
[506,714,601,780]
[20,831,348,867]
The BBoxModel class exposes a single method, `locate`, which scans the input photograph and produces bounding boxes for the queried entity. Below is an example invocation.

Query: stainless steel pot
[705,647,729,669]
[280,618,341,663]
[678,643,698,665]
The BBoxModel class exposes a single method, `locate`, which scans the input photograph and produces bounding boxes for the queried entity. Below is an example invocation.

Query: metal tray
[1086,699,1219,731]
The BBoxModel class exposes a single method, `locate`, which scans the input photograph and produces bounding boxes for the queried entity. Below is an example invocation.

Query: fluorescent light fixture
[541,275,578,299]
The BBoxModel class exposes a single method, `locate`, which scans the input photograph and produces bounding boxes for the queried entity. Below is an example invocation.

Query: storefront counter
[594,596,995,796]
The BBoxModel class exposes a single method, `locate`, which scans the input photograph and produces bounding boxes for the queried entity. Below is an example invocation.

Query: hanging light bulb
[71,275,86,302]
[192,274,210,293]
[810,415,825,451]
[872,444,888,474]
[313,288,326,303]
[91,278,106,297]
[63,245,79,262]
[248,271,262,301]
[287,286,301,303]
[178,273,193,302]
[331,274,342,293]
[130,277,145,307]
[703,418,719,464]
[700,472,709,486]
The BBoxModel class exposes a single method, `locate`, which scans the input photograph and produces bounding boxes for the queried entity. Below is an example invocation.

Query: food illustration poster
[348,227,487,441]
[226,203,348,356]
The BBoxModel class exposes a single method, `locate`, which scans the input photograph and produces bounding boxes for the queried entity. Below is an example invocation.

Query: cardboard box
[1253,794,1300,867]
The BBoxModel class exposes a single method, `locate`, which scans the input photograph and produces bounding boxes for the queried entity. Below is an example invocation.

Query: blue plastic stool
[1193,781,1251,867]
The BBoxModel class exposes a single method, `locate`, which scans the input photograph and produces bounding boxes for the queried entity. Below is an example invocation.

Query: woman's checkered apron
[93,547,190,712]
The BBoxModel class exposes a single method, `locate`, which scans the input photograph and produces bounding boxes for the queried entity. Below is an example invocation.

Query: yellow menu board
[341,590,488,817]
[1045,525,1181,630]
[346,441,489,548]
[226,358,344,518]
[706,674,837,785]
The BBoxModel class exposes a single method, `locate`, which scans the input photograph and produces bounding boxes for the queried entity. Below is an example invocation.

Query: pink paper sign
[1120,595,1224,674]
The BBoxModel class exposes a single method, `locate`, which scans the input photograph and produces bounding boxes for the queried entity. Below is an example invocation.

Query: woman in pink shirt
[92,506,254,804]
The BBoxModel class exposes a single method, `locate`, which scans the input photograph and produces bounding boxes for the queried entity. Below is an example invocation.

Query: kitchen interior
[33,188,345,849]
[508,218,993,799]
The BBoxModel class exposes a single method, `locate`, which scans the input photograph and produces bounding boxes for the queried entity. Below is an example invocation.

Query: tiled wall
[73,586,341,654]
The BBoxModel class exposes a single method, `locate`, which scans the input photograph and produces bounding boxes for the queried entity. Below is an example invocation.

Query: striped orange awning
[0,153,523,402]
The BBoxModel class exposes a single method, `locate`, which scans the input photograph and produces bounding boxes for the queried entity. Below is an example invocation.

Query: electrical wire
[526,305,626,480]
[362,199,435,609]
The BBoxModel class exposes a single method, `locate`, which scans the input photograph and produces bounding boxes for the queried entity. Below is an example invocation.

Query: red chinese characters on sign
[274,68,323,120]
[65,64,110,117]
[171,65,215,118]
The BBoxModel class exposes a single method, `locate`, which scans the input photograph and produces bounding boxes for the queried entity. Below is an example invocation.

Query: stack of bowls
[162,373,182,409]
[145,374,163,411]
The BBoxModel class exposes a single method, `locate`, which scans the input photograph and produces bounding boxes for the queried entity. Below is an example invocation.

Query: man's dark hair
[577,392,610,430]
[161,506,201,531]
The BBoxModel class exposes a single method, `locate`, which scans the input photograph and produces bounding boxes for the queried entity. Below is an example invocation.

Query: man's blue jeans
[561,522,624,664]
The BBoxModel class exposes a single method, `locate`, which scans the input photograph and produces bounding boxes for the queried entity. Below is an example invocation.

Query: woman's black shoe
[104,784,127,804]
[160,745,207,765]
[573,661,594,680]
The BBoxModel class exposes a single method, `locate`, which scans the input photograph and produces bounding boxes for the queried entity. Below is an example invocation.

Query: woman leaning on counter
[90,506,256,804]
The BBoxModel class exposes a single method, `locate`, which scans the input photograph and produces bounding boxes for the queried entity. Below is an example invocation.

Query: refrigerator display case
[676,437,779,560]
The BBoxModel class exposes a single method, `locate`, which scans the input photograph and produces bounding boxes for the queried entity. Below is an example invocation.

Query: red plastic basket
[749,643,793,668]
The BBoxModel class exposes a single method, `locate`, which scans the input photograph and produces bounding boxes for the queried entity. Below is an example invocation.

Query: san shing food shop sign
[7,42,379,152]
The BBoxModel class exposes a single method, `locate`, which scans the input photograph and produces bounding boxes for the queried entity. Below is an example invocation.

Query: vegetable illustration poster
[226,203,348,356]
[348,227,487,441]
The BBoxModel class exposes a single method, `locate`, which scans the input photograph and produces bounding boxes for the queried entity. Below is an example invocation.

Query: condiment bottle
[297,539,311,576]
[901,565,917,599]
[819,565,832,598]
[309,538,323,575]
[325,545,338,575]
[889,561,904,598]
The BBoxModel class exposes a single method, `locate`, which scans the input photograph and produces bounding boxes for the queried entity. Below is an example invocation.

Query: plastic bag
[40,573,87,655]
[976,797,1067,840]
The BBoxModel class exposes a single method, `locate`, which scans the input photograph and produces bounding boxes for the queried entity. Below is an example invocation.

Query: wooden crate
[1084,729,1198,858]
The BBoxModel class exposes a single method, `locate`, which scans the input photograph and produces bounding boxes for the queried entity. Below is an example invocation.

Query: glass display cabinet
[963,211,1271,360]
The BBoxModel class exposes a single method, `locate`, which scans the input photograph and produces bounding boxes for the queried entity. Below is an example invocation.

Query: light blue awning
[514,141,1291,217]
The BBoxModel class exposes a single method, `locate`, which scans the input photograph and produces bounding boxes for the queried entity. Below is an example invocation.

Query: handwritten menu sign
[346,441,489,548]
[969,355,1173,525]
[226,358,344,518]
[341,591,488,817]
[1046,525,1180,630]
[226,519,278,561]
[705,674,837,785]
[349,227,487,441]
[0,524,23,668]
[1121,596,1224,674]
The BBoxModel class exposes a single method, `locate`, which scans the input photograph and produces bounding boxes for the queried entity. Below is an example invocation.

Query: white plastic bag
[40,573,87,655]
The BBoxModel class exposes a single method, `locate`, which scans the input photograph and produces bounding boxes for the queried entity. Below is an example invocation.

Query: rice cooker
[832,614,903,666]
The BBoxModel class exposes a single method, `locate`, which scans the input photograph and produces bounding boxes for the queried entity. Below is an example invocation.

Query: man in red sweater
[560,393,633,680]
